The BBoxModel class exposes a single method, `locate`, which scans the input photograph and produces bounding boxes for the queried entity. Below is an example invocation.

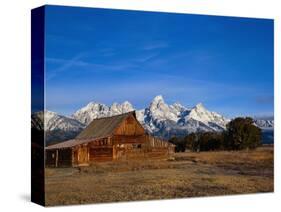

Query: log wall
[88,138,113,162]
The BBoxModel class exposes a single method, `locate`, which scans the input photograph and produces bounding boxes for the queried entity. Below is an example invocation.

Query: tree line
[169,117,262,152]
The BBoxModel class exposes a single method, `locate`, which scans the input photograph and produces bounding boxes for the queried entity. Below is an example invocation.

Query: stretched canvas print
[31,5,274,206]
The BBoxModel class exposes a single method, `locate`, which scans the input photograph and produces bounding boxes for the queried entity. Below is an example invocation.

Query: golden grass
[45,146,273,206]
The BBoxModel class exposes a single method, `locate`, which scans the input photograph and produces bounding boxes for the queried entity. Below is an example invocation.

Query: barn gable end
[113,113,145,136]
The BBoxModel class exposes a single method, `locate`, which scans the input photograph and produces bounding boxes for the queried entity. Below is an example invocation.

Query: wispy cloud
[46,54,139,81]
[46,54,86,80]
[142,41,169,51]
[133,53,158,63]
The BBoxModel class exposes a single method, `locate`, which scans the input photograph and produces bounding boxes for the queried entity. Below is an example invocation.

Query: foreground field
[45,146,273,206]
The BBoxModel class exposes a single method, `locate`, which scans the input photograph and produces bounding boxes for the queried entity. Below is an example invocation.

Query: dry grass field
[45,146,273,206]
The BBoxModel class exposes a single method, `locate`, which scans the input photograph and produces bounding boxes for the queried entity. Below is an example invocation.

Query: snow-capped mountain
[33,110,85,131]
[136,95,230,138]
[72,101,134,125]
[182,103,229,128]
[70,95,230,139]
[34,95,274,144]
[253,117,274,144]
[32,111,85,144]
[254,117,274,129]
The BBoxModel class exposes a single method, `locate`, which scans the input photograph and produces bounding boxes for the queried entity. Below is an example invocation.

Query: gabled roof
[76,111,137,139]
[46,111,138,150]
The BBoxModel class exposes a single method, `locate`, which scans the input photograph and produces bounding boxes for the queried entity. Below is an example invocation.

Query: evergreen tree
[224,117,261,150]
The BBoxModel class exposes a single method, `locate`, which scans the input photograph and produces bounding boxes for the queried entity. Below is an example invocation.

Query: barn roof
[45,138,101,150]
[76,111,137,139]
[46,111,138,150]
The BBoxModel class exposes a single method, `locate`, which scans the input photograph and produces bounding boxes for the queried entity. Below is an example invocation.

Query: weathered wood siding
[111,134,173,160]
[88,138,113,162]
[147,135,175,158]
[114,114,145,136]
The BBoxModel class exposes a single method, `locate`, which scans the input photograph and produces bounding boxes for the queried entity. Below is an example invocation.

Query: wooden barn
[45,111,175,167]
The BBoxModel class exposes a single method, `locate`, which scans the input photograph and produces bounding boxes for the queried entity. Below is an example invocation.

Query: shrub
[169,137,186,152]
[185,132,223,152]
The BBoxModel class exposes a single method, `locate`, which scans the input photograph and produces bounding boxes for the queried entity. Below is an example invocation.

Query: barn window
[132,144,142,149]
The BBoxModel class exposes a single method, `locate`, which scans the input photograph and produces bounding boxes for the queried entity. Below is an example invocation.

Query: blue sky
[45,5,274,118]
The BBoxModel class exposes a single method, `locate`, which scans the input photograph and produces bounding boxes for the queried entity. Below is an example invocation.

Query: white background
[0,0,280,211]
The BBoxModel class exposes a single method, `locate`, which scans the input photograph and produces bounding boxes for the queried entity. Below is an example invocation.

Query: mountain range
[31,95,274,144]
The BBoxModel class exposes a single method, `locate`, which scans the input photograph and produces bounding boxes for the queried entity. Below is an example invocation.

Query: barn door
[78,146,89,166]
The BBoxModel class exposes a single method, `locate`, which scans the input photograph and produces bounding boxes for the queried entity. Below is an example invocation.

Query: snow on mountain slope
[33,110,85,131]
[72,101,134,125]
[254,118,274,129]
[253,117,274,144]
[181,103,230,130]
[32,111,86,144]
[148,95,179,122]
[136,96,229,138]
[38,95,277,143]
[70,95,230,139]
[32,95,274,144]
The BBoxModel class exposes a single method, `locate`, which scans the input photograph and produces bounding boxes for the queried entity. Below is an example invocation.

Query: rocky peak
[170,102,187,112]
[150,95,165,107]
[72,100,134,125]
[193,102,206,111]
[121,101,134,111]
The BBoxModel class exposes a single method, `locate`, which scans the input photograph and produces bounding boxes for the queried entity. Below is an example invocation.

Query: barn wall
[113,143,145,160]
[146,135,175,158]
[114,115,145,136]
[46,136,174,167]
[88,138,113,162]
[112,134,174,160]
[112,134,147,160]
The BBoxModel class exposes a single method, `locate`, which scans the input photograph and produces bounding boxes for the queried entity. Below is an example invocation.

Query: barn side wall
[112,134,174,160]
[88,138,113,162]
